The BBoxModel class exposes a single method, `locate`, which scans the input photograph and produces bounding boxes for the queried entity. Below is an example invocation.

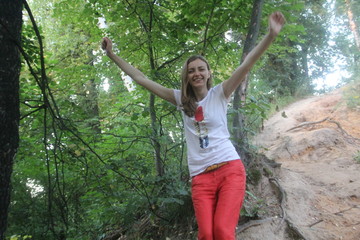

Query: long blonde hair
[180,55,212,117]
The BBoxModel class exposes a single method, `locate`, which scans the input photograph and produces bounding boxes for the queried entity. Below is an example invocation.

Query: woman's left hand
[269,11,286,37]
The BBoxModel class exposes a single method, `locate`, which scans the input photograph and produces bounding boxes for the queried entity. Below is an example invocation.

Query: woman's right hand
[101,37,113,55]
[268,11,285,37]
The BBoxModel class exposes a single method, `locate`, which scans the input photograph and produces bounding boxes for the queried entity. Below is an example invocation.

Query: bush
[343,80,360,110]
[354,151,360,164]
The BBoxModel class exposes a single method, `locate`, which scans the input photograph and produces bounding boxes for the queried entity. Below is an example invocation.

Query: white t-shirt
[173,83,240,177]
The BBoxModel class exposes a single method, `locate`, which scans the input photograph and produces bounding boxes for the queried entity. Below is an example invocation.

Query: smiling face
[180,55,212,116]
[187,58,211,90]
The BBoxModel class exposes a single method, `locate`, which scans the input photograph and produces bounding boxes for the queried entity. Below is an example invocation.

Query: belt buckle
[205,162,227,172]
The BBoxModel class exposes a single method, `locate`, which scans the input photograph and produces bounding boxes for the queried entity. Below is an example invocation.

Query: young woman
[102,11,285,240]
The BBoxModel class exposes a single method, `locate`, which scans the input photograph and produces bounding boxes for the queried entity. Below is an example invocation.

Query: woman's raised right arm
[102,37,176,105]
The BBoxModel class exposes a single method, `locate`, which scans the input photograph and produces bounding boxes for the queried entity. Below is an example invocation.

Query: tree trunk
[84,50,101,134]
[232,0,264,166]
[148,2,164,177]
[0,0,22,238]
[148,37,164,177]
[345,0,360,50]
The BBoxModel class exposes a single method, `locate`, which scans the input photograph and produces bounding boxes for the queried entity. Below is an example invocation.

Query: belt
[204,162,228,173]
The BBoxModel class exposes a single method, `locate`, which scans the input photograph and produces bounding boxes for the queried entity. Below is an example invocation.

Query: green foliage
[265,94,298,121]
[229,92,271,140]
[343,80,360,110]
[247,168,262,186]
[257,0,342,97]
[8,235,32,240]
[354,151,360,164]
[241,190,265,218]
[333,0,360,86]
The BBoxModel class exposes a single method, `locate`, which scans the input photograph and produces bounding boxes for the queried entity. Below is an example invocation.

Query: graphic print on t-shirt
[194,106,209,149]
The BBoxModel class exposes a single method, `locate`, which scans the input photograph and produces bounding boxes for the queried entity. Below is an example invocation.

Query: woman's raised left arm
[223,11,285,99]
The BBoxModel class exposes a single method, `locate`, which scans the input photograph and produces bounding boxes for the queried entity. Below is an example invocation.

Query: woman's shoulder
[209,83,225,95]
[209,83,229,102]
[212,83,223,91]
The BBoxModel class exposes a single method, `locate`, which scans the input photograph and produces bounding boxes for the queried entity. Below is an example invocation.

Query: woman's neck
[194,87,208,102]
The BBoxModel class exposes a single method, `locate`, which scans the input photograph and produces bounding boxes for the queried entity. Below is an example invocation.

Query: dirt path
[238,88,360,240]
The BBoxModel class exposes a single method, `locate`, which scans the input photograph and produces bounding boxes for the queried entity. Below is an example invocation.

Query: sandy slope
[238,88,360,240]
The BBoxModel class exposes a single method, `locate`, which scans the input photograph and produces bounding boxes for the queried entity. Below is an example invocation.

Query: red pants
[191,160,246,240]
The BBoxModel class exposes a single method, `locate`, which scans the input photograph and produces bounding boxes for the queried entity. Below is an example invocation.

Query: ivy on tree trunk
[0,0,22,238]
[232,0,264,166]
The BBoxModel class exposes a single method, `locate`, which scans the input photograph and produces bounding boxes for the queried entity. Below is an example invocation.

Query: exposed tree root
[269,177,286,231]
[237,176,309,240]
[101,229,124,240]
[236,217,276,234]
[285,219,309,240]
[286,117,330,132]
[334,204,359,216]
[308,219,324,228]
[306,205,360,228]
[286,117,360,144]
[269,177,309,240]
